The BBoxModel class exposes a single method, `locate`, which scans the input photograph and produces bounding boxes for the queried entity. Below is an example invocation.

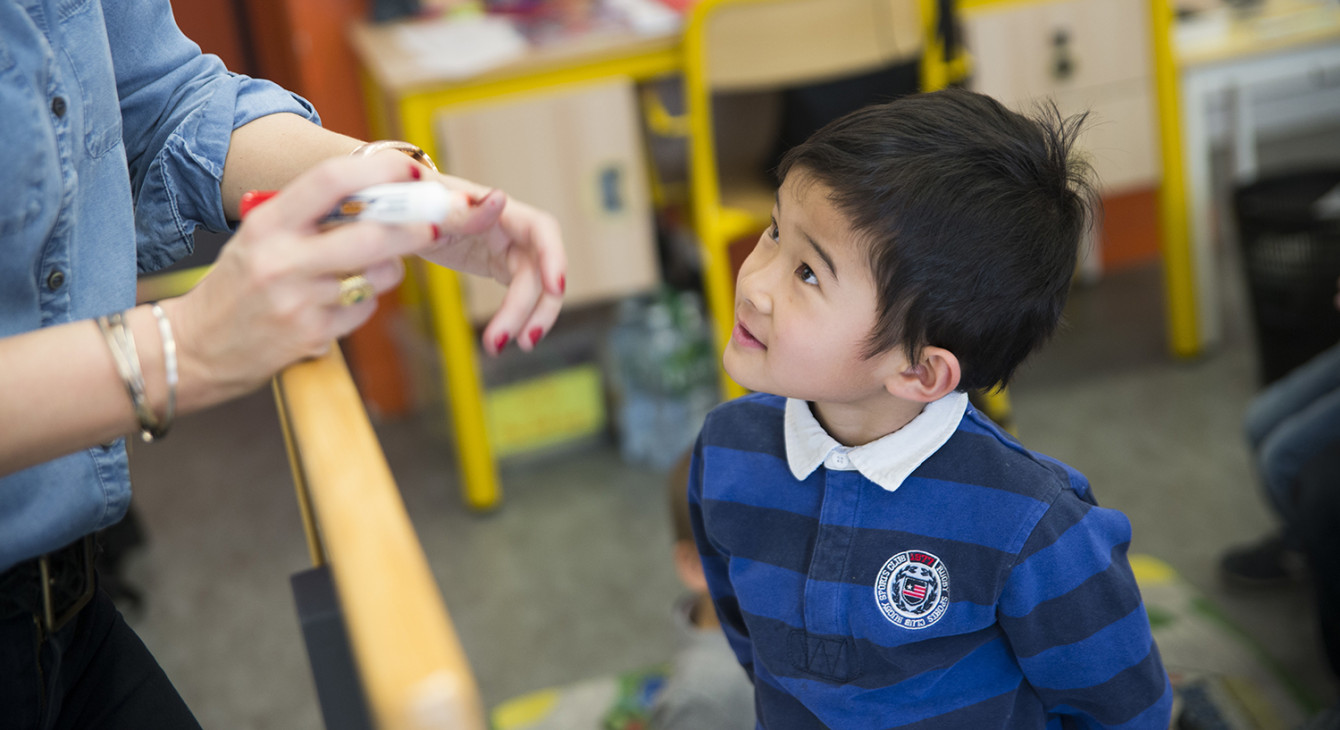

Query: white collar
[784,391,968,493]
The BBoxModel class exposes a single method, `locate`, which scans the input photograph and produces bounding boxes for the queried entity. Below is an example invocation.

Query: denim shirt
[0,0,317,571]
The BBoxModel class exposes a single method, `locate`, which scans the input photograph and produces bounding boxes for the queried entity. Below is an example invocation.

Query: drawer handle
[1052,28,1076,82]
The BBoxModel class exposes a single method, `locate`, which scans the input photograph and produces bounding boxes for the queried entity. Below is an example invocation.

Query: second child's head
[724,88,1095,406]
[668,452,719,629]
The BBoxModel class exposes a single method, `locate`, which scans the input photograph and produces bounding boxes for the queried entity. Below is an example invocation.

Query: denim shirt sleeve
[102,0,319,274]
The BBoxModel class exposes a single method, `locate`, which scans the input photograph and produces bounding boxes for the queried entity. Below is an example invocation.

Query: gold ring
[338,274,375,306]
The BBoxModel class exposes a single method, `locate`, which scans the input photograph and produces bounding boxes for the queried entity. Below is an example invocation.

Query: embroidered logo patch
[874,550,950,629]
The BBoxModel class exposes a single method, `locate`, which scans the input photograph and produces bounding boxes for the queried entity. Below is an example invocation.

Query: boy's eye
[797,263,818,286]
[768,218,780,241]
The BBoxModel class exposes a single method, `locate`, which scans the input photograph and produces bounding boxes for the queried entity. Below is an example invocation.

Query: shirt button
[51,96,66,118]
[46,269,65,291]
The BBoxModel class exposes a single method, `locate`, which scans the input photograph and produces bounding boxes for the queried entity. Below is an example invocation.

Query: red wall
[169,0,371,139]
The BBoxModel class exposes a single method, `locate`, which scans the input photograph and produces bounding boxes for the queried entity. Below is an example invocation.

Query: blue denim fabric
[1243,339,1340,531]
[0,0,317,571]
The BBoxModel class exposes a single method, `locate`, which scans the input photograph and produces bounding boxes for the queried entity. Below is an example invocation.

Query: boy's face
[725,171,907,407]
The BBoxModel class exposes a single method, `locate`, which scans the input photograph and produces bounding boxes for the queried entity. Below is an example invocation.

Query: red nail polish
[529,326,544,347]
[558,275,566,294]
[410,165,422,180]
[494,333,510,352]
[431,223,440,239]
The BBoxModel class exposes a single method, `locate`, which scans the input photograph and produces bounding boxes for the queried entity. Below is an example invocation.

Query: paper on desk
[395,16,527,78]
[605,0,684,36]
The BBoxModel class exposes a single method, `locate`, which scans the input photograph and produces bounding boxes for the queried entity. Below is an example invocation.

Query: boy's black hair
[777,88,1097,391]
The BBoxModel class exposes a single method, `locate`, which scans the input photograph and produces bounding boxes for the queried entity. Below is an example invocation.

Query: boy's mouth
[732,322,765,349]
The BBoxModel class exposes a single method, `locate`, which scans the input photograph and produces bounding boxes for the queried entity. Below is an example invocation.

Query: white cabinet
[435,78,661,323]
[963,0,1159,194]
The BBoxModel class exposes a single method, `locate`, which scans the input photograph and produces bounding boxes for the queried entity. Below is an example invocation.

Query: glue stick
[319,182,458,226]
[238,182,459,225]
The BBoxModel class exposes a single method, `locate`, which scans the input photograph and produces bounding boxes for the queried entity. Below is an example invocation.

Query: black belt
[0,536,97,635]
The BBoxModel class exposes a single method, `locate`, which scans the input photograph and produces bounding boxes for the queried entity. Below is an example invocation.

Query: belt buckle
[37,537,95,634]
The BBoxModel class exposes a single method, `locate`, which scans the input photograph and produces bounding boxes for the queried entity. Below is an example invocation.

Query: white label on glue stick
[321,182,458,225]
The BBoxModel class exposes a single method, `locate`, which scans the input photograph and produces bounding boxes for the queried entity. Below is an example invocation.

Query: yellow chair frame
[682,0,929,399]
[676,0,1011,424]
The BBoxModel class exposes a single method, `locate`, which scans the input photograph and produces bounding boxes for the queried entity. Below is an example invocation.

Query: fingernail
[558,275,566,294]
[410,165,422,180]
[430,223,440,239]
[494,333,510,352]
[469,189,498,207]
[528,326,544,347]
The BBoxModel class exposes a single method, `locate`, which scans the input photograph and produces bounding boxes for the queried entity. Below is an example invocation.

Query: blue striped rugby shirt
[688,392,1173,729]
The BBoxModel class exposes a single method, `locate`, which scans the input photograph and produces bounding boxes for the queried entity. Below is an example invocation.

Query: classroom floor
[117,249,1339,729]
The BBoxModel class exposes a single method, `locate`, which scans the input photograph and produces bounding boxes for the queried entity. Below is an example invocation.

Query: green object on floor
[491,664,669,730]
[1132,554,1317,729]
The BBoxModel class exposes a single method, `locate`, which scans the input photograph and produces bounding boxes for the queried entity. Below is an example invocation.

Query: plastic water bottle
[608,289,720,470]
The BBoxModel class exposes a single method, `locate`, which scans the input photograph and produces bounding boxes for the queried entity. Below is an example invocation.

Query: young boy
[687,89,1173,729]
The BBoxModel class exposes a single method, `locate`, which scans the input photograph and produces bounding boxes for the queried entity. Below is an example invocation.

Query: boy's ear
[884,345,961,403]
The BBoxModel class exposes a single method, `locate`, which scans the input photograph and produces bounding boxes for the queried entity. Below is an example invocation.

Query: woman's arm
[0,0,566,474]
[220,113,567,355]
[0,313,157,474]
[0,154,435,476]
[219,113,363,219]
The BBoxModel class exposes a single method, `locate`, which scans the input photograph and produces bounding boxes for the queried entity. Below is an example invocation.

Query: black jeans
[0,572,200,730]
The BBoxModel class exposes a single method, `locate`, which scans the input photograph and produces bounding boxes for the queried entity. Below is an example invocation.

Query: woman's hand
[163,154,440,411]
[415,171,567,356]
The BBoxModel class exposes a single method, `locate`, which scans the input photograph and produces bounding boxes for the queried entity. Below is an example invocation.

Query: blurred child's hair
[777,88,1098,391]
[668,452,693,544]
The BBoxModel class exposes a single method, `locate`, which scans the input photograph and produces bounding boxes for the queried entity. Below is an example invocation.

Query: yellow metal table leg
[976,387,1016,436]
[1149,0,1202,357]
[395,95,503,511]
[702,240,747,401]
[423,264,502,511]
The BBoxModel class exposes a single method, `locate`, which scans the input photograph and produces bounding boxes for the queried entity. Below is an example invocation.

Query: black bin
[1234,169,1340,386]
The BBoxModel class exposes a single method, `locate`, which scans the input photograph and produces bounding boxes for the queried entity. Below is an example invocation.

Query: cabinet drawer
[1055,78,1160,194]
[964,0,1150,106]
[435,78,660,323]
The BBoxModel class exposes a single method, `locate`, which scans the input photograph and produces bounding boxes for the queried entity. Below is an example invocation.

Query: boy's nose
[736,246,774,314]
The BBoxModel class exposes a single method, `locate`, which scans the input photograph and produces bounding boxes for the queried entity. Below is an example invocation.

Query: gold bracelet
[349,140,438,172]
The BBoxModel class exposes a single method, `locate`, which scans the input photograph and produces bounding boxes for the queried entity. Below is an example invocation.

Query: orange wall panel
[1100,187,1162,273]
[281,0,372,139]
[169,0,252,74]
[175,0,372,139]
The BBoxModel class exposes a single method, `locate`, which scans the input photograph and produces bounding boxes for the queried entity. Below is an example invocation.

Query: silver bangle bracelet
[97,307,174,443]
[97,310,160,442]
[150,303,177,440]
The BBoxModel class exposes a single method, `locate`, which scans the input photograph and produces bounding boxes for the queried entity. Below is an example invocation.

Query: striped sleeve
[998,493,1174,728]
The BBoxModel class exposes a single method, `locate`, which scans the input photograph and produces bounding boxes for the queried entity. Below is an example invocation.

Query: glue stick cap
[239,190,278,219]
